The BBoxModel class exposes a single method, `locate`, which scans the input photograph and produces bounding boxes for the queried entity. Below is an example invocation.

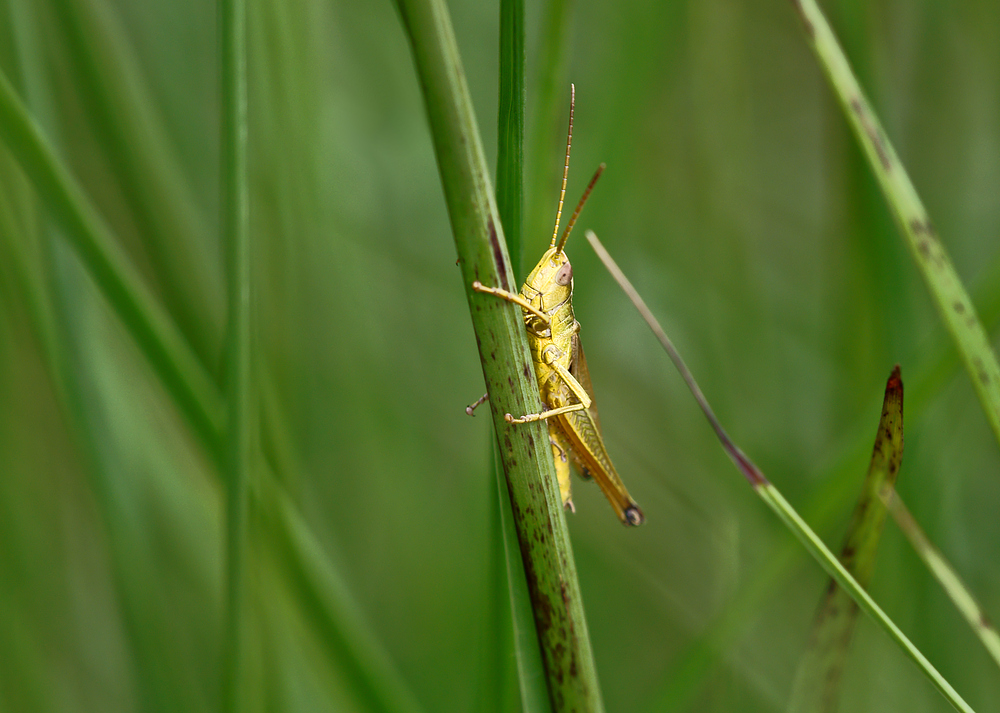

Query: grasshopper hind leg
[550,427,575,513]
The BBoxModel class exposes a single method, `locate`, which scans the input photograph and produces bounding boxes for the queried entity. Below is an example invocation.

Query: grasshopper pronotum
[468,85,643,526]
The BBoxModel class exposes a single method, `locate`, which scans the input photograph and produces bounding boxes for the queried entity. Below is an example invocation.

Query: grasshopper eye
[556,262,573,286]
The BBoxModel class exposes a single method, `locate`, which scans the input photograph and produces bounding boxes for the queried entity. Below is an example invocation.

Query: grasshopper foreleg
[472,281,550,323]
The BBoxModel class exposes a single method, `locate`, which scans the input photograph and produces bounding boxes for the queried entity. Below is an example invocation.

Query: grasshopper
[468,86,644,526]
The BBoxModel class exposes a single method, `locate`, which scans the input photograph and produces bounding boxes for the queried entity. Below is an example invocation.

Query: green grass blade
[47,0,222,363]
[482,445,516,713]
[220,0,251,708]
[496,0,523,268]
[525,0,570,251]
[790,0,1000,451]
[262,481,425,713]
[788,368,904,713]
[489,2,545,710]
[1,54,421,713]
[881,489,1000,669]
[0,65,224,458]
[650,256,1000,710]
[4,27,183,708]
[587,230,976,713]
[492,442,549,713]
[393,0,604,708]
[2,28,421,712]
[757,484,973,713]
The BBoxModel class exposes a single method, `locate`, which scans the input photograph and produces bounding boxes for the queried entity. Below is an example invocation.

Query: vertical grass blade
[586,230,976,713]
[220,0,251,708]
[789,0,1000,451]
[394,0,604,708]
[496,0,524,267]
[3,13,425,712]
[0,56,414,713]
[788,368,904,713]
[525,0,571,247]
[489,2,547,711]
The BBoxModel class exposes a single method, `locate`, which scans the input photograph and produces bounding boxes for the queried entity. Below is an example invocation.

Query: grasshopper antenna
[555,162,604,254]
[550,85,575,249]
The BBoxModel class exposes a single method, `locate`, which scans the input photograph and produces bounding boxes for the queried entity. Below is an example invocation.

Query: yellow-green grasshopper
[468,86,644,526]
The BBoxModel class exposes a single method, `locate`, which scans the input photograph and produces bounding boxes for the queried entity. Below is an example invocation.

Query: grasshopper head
[524,247,574,308]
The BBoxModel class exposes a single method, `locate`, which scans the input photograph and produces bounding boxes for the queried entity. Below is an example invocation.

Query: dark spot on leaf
[523,363,532,379]
[973,357,989,385]
[954,301,965,314]
[487,216,510,292]
[850,97,891,171]
[910,219,935,236]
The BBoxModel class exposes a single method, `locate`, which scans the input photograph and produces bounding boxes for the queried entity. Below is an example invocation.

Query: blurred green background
[1,0,999,711]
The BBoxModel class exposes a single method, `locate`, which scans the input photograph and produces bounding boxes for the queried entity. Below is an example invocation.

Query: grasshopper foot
[466,393,489,416]
[623,506,644,527]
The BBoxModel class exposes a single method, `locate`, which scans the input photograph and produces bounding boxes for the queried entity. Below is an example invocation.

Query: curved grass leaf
[587,230,976,713]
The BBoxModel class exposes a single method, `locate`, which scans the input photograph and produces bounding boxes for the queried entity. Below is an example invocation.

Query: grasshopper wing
[570,332,602,433]
[552,338,644,526]
[553,395,644,526]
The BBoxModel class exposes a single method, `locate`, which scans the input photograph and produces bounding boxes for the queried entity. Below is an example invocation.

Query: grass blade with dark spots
[394,0,606,708]
[789,0,1000,455]
[788,368,904,713]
